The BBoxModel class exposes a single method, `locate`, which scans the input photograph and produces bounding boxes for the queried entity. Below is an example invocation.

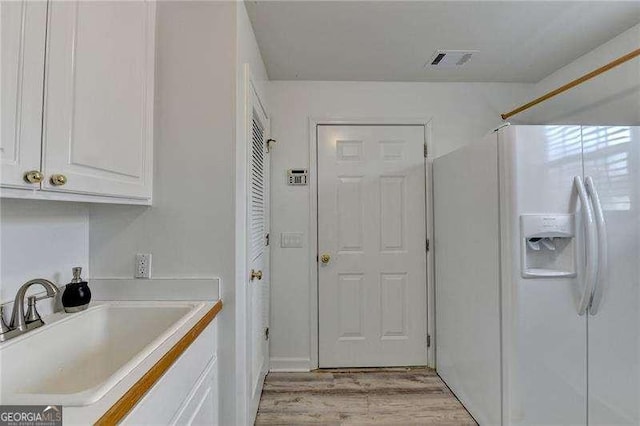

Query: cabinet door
[42,1,154,200]
[171,359,218,426]
[122,323,217,426]
[1,1,47,189]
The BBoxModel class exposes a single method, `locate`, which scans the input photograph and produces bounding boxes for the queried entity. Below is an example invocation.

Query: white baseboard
[269,357,311,372]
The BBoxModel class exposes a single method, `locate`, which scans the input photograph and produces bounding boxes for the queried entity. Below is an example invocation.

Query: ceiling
[245,1,640,83]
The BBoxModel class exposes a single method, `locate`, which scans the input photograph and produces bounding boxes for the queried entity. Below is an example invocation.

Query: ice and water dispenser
[520,214,576,278]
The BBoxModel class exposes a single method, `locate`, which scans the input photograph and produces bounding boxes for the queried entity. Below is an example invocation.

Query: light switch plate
[281,232,304,248]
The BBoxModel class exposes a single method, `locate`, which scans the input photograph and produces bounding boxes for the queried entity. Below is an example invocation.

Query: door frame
[308,117,435,369]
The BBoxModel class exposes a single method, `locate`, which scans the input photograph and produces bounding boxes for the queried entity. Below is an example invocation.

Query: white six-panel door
[318,125,428,368]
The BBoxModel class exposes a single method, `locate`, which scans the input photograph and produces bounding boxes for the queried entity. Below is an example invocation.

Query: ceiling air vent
[428,50,477,68]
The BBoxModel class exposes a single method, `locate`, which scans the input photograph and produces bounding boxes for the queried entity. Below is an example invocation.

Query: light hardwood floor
[255,368,477,425]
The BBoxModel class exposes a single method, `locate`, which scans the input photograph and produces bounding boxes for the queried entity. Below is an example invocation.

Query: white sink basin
[0,301,205,406]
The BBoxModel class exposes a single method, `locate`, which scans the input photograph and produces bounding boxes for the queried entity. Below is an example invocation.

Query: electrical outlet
[135,253,152,279]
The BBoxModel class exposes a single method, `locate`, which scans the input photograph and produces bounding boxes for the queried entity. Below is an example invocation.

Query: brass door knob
[320,253,331,264]
[50,174,67,186]
[250,269,263,281]
[24,170,43,184]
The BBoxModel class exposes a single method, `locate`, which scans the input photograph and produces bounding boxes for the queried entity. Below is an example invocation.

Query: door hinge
[265,233,270,246]
[427,334,431,348]
[265,327,270,340]
[426,238,430,252]
[424,144,428,158]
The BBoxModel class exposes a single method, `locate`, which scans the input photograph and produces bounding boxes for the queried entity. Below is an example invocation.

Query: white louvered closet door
[247,85,270,418]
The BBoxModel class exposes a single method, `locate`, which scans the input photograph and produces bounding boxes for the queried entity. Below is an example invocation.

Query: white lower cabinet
[122,322,218,426]
[170,360,218,426]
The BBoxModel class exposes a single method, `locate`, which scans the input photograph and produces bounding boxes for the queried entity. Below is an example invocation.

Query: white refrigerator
[434,125,640,425]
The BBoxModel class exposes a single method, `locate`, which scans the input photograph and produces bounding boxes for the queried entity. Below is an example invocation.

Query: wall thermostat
[287,169,308,185]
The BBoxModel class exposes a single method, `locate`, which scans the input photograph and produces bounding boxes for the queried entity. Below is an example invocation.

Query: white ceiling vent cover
[428,50,477,68]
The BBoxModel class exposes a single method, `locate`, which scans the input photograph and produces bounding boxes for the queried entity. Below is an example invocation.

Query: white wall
[266,81,531,370]
[1,200,88,314]
[89,2,236,281]
[88,3,269,424]
[516,23,640,125]
[88,2,239,423]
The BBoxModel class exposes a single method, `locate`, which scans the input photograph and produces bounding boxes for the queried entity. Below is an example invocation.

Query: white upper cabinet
[1,1,47,190]
[42,1,154,200]
[1,1,155,204]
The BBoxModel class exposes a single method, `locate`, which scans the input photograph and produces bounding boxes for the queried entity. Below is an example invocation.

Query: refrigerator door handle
[575,176,598,316]
[585,176,607,315]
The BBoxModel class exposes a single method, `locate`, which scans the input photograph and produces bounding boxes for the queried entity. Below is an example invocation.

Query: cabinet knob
[50,174,67,186]
[320,253,331,264]
[250,269,263,281]
[23,170,44,184]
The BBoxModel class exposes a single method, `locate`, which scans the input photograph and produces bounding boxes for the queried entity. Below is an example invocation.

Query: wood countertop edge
[95,300,223,425]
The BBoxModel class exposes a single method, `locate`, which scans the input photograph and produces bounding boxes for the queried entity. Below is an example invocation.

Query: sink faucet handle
[25,296,43,325]
[0,306,10,334]
[34,293,57,302]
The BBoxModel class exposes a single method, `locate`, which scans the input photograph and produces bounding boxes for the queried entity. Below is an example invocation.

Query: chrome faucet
[0,279,59,342]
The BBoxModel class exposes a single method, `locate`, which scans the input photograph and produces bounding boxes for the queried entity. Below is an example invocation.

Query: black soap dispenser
[62,267,91,313]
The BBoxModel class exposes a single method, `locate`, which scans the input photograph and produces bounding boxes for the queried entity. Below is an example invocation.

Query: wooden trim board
[95,300,223,425]
[501,48,640,120]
